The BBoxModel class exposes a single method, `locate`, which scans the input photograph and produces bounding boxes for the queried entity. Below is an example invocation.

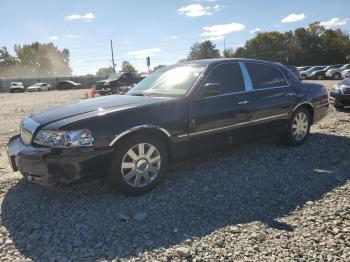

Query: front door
[188,62,253,151]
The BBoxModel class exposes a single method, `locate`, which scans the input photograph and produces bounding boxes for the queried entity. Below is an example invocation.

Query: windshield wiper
[129,92,151,97]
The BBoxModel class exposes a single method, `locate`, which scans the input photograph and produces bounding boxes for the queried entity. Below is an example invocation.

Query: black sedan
[330,78,350,109]
[7,59,329,196]
[56,80,82,90]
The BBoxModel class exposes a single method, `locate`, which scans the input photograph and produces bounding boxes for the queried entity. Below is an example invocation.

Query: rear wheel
[282,107,311,146]
[333,73,341,80]
[108,134,168,196]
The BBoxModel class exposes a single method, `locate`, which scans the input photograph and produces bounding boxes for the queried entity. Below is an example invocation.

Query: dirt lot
[0,82,349,261]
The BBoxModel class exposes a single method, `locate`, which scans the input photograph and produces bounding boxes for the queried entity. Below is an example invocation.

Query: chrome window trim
[177,113,288,138]
[243,61,290,88]
[109,125,171,146]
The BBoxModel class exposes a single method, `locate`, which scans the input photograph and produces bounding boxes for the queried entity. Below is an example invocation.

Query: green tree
[14,42,72,77]
[121,61,137,75]
[187,40,220,61]
[222,48,235,58]
[231,22,350,65]
[96,66,115,77]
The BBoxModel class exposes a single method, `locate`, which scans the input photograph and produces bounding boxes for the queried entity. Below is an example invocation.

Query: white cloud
[177,4,212,17]
[127,48,163,59]
[65,12,95,22]
[281,13,305,23]
[165,35,178,40]
[201,22,246,38]
[208,35,224,41]
[49,36,59,41]
[320,18,348,29]
[66,34,79,38]
[213,4,223,12]
[250,27,261,34]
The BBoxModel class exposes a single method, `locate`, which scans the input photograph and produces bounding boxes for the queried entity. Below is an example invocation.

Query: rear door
[243,62,298,135]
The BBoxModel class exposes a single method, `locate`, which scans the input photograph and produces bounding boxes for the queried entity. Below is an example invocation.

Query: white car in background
[341,69,350,79]
[27,83,52,92]
[9,82,25,93]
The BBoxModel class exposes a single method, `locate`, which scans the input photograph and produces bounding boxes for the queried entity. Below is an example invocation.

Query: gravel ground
[0,82,349,262]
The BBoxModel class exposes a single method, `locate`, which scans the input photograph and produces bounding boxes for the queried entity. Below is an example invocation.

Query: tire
[333,73,341,80]
[316,74,324,80]
[282,107,311,146]
[107,134,168,196]
[301,75,307,80]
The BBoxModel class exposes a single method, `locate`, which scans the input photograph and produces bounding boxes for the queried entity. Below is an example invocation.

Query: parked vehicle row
[298,64,350,80]
[6,80,82,93]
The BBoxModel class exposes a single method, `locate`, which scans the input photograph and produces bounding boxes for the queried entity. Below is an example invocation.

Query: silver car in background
[27,83,52,92]
[341,69,350,79]
[300,66,326,80]
[326,64,350,80]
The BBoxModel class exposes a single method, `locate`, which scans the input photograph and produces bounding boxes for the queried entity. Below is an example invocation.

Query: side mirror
[202,83,223,97]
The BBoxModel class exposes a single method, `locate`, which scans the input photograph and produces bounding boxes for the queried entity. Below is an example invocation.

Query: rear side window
[204,63,245,94]
[245,63,287,89]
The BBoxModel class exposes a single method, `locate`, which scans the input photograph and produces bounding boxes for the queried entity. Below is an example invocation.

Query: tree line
[0,42,71,78]
[1,22,350,79]
[186,22,350,66]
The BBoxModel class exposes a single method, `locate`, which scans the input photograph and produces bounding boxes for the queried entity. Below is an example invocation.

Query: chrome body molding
[291,102,314,113]
[109,125,171,146]
[177,113,288,138]
[314,103,329,109]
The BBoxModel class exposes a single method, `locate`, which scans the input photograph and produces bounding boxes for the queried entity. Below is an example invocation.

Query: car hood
[328,68,342,73]
[27,85,39,89]
[31,95,166,125]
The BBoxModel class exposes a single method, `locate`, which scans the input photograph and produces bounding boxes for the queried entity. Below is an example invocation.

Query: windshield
[127,65,205,97]
[341,64,350,69]
[108,72,122,80]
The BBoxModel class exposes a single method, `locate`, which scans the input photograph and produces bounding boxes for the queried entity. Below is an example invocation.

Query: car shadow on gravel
[1,133,350,261]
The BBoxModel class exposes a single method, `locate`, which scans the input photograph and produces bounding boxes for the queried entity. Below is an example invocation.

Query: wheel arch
[109,126,173,161]
[292,102,314,124]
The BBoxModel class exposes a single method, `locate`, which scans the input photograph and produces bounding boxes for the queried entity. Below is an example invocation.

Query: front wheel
[316,74,324,80]
[107,134,168,196]
[282,107,311,146]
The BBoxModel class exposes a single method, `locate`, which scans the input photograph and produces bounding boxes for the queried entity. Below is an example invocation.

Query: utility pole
[110,39,116,73]
[223,38,226,51]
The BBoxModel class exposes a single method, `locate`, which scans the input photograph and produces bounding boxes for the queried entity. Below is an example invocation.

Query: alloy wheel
[121,143,161,188]
[292,112,309,141]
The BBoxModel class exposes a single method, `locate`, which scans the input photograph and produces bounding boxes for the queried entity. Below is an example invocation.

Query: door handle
[238,100,249,105]
[286,92,296,97]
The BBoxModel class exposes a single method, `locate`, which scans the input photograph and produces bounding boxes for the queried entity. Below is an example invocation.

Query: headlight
[332,85,340,92]
[34,129,94,148]
[310,72,316,76]
[339,84,347,89]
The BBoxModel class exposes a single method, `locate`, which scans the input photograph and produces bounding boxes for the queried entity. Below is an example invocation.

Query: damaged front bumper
[7,135,113,185]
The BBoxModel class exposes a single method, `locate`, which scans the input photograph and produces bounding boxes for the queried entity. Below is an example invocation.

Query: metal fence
[0,75,106,92]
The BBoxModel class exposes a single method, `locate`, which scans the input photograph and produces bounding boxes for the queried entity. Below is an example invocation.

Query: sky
[1,0,349,75]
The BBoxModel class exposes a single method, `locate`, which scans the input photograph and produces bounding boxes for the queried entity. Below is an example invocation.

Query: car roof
[180,58,276,66]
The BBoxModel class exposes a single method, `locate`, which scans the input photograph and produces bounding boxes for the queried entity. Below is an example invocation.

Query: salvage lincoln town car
[7,59,329,195]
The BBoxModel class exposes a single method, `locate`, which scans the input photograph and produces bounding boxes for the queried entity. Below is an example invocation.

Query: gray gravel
[0,81,349,261]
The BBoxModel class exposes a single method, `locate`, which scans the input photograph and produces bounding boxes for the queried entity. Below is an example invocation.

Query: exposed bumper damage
[7,135,113,185]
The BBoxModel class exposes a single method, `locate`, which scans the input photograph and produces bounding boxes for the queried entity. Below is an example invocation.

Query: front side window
[128,65,205,97]
[204,63,245,94]
[245,63,287,89]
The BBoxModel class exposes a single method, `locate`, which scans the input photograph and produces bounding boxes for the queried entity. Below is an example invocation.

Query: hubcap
[292,112,309,141]
[121,143,161,188]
